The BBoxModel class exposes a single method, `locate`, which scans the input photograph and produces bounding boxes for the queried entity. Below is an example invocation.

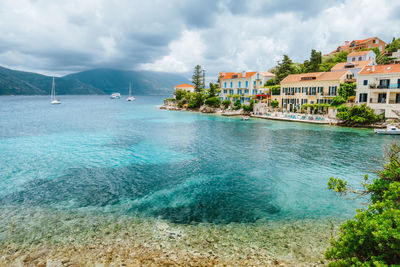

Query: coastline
[0,206,342,266]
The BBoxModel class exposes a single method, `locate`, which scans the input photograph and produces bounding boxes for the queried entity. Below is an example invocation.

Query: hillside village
[165,36,400,125]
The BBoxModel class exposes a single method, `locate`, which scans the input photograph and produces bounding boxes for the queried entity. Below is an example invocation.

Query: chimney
[345,41,349,45]
[242,71,246,77]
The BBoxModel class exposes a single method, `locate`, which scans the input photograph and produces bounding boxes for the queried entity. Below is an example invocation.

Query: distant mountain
[63,68,190,95]
[0,66,103,95]
[0,66,190,95]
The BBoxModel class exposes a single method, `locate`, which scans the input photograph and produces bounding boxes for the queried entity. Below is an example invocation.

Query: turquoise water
[0,95,395,225]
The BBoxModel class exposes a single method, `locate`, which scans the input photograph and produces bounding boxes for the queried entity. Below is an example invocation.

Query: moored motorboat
[374,125,400,135]
[110,93,121,99]
[241,116,250,121]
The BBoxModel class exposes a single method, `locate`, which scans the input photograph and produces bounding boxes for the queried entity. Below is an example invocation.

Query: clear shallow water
[0,95,395,224]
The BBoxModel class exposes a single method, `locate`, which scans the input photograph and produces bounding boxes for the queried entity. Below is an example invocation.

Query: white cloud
[0,0,398,77]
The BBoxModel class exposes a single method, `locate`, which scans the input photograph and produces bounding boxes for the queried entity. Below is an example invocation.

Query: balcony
[369,84,400,89]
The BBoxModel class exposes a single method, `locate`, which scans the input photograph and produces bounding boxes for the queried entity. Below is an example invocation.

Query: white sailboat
[50,77,61,104]
[126,82,135,101]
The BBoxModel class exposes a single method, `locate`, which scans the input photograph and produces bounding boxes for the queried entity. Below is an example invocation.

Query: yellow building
[274,71,352,111]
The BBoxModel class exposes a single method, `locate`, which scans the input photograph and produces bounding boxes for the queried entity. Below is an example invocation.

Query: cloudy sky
[1,0,399,79]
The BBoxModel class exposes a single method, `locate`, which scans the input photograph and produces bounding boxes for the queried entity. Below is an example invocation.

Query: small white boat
[110,93,121,99]
[126,82,135,101]
[374,125,400,135]
[50,77,61,104]
[241,116,250,121]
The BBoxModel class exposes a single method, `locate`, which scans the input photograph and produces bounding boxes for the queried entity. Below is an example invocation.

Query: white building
[356,64,400,118]
[218,71,275,103]
[331,50,375,78]
[174,83,196,93]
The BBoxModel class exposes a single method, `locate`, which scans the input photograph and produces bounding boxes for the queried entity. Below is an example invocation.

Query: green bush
[222,100,231,109]
[165,97,175,102]
[187,93,204,109]
[232,100,241,110]
[264,78,275,86]
[330,96,346,107]
[338,83,356,100]
[271,100,279,108]
[270,85,281,95]
[177,100,184,108]
[242,100,254,113]
[336,104,383,125]
[174,89,187,100]
[325,143,400,265]
[204,97,221,108]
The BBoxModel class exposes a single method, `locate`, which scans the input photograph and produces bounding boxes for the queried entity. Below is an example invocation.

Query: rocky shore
[0,207,341,266]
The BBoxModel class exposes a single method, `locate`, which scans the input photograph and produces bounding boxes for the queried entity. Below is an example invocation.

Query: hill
[0,66,190,95]
[0,66,103,95]
[63,69,189,95]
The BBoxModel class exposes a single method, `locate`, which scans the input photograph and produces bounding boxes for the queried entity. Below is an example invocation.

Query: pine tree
[304,49,322,73]
[275,55,296,83]
[192,65,203,93]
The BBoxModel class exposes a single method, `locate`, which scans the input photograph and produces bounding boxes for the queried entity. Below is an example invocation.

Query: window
[253,81,256,86]
[237,89,242,94]
[329,86,337,96]
[317,87,323,93]
[309,87,316,95]
[259,81,262,85]
[230,82,233,88]
[363,80,368,86]
[229,89,234,94]
[398,79,400,88]
[302,87,307,93]
[223,89,227,94]
[257,73,259,79]
[396,94,400,104]
[245,81,248,88]
[244,89,249,94]
[238,81,241,88]
[359,57,362,61]
[224,82,227,88]
[352,57,355,61]
[253,89,257,94]
[378,93,386,103]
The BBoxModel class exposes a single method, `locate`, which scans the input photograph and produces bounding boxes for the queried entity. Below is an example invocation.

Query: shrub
[174,89,187,100]
[338,83,356,100]
[336,104,383,125]
[330,96,346,107]
[232,100,241,110]
[325,143,400,265]
[264,78,275,86]
[270,85,281,95]
[222,100,231,109]
[204,97,221,108]
[187,93,204,109]
[271,100,279,108]
[242,100,254,113]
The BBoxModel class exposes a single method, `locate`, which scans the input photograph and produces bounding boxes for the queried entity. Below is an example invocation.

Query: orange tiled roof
[359,64,400,75]
[174,83,195,88]
[219,71,258,79]
[331,60,373,71]
[348,51,371,57]
[281,71,349,84]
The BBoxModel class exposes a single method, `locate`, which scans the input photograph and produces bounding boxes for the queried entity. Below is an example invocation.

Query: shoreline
[0,206,343,266]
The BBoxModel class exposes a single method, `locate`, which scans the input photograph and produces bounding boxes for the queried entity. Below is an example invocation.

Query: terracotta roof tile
[331,60,373,71]
[359,64,400,75]
[174,83,195,88]
[220,71,258,79]
[281,71,349,84]
[348,51,371,57]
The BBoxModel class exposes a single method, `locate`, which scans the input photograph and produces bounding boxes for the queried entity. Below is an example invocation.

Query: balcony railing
[369,84,400,89]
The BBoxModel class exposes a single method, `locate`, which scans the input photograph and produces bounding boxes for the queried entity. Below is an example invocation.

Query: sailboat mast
[51,77,55,101]
[129,82,131,97]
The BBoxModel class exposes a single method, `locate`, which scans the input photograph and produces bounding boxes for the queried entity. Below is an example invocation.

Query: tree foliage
[271,100,279,108]
[338,83,356,100]
[174,89,187,100]
[192,65,203,93]
[330,96,346,107]
[232,99,242,110]
[207,82,219,98]
[303,49,322,73]
[204,96,221,108]
[319,51,349,72]
[386,37,400,53]
[274,55,297,83]
[325,143,400,265]
[336,104,383,125]
[264,78,276,86]
[222,99,231,109]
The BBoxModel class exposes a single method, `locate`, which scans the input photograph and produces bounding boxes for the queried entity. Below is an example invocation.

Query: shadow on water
[0,159,280,224]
